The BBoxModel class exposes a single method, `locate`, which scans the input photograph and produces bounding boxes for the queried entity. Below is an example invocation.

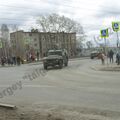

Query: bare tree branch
[36,13,84,34]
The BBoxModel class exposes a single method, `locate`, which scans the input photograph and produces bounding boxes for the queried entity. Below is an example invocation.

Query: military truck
[43,49,68,69]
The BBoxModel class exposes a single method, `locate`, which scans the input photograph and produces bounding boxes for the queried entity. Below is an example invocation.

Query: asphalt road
[0,58,120,113]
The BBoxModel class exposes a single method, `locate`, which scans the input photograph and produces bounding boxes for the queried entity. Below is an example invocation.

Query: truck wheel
[91,56,94,59]
[65,62,68,66]
[59,61,63,69]
[44,64,47,70]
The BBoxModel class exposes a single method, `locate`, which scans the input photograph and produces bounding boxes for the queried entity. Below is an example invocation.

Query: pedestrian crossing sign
[100,29,109,38]
[112,22,120,32]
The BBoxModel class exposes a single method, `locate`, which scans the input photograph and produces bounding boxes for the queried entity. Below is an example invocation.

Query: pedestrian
[12,56,16,65]
[10,57,13,65]
[7,57,11,65]
[109,50,114,63]
[16,56,21,66]
[1,57,5,66]
[98,52,105,65]
[36,51,39,61]
[21,58,24,64]
[116,51,120,65]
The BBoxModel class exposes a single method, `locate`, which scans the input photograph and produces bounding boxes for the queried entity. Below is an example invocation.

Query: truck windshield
[48,51,62,56]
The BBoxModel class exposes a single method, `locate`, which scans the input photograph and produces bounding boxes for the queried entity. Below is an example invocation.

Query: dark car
[43,49,68,69]
[90,51,100,59]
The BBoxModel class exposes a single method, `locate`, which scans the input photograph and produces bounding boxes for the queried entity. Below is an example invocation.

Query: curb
[90,65,120,72]
[0,103,16,109]
[90,66,99,71]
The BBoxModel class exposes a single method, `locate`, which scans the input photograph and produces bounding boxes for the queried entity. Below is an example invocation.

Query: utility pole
[104,37,108,55]
[100,28,109,65]
[116,32,119,48]
[39,33,43,58]
[104,37,108,65]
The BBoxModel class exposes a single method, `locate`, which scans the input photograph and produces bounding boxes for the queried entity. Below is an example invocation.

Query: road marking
[0,84,56,88]
[23,85,57,88]
[0,85,10,87]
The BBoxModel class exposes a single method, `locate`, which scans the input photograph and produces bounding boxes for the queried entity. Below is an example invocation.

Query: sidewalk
[0,65,17,68]
[91,63,120,71]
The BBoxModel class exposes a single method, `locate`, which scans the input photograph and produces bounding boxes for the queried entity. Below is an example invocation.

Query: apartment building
[10,30,76,59]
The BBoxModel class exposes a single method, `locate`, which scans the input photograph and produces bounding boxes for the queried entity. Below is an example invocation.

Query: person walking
[16,56,21,66]
[116,51,120,65]
[109,50,114,63]
[36,51,39,61]
[98,52,105,65]
[1,57,6,66]
[12,56,16,65]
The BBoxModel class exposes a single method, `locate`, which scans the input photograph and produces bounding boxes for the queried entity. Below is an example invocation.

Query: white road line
[0,85,57,88]
[0,84,56,88]
[23,85,57,88]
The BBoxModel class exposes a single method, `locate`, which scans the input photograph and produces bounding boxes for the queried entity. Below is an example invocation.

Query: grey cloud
[0,0,60,25]
[96,8,120,18]
[95,0,120,18]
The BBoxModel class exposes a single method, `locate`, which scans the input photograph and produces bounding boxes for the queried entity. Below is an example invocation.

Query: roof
[48,50,62,52]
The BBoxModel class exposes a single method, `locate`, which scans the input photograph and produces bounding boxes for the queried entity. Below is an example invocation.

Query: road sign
[100,29,109,38]
[112,22,120,32]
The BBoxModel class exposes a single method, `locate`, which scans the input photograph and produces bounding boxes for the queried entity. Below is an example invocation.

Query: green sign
[100,29,109,38]
[0,41,2,48]
[112,22,120,32]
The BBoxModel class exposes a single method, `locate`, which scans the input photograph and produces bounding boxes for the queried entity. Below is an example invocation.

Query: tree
[10,24,18,32]
[1,24,9,41]
[86,41,93,49]
[76,35,86,56]
[0,24,10,57]
[36,13,84,34]
[31,28,39,32]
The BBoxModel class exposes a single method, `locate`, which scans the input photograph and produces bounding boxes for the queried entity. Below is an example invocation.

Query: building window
[34,38,37,41]
[34,43,37,47]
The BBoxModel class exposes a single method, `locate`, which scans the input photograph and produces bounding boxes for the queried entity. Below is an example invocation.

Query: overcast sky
[0,0,120,46]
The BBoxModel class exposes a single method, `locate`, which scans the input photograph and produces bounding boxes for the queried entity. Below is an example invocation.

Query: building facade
[10,31,76,59]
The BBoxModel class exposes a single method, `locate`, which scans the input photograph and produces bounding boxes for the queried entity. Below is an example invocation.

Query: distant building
[10,31,76,59]
[0,38,11,58]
